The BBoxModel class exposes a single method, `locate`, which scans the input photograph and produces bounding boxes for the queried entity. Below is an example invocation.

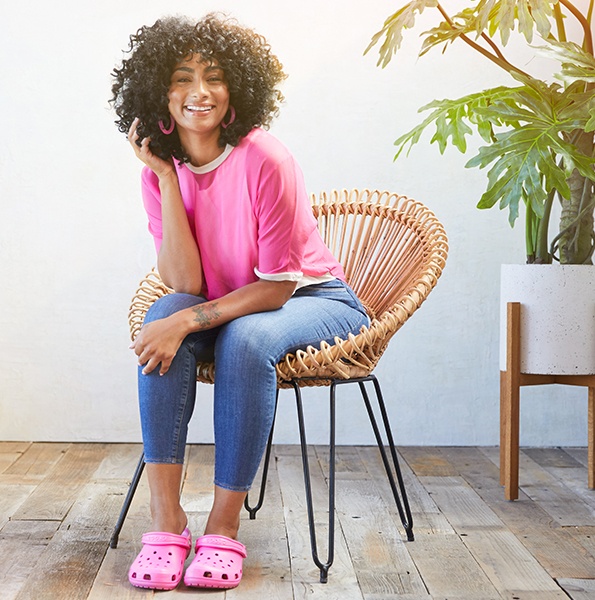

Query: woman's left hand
[130,314,187,376]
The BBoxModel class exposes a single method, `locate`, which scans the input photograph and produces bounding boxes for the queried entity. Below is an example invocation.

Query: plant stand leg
[500,370,507,487]
[500,303,595,497]
[502,302,521,501]
[589,386,594,489]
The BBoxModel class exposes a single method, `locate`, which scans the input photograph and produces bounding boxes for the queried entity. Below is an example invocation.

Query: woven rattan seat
[111,188,448,582]
[129,189,448,384]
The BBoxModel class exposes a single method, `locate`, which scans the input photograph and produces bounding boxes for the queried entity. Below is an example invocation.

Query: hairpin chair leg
[290,379,335,584]
[110,452,146,549]
[244,392,279,519]
[356,375,414,541]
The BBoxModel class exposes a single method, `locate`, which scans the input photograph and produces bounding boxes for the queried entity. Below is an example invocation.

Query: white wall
[0,0,588,446]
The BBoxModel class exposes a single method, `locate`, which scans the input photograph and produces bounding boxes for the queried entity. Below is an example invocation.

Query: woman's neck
[179,129,225,168]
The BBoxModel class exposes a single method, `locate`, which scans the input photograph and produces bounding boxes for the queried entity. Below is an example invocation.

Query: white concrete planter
[499,264,595,375]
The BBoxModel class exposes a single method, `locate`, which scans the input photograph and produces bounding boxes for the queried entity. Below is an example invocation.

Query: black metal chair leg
[244,391,279,519]
[291,380,335,583]
[357,375,414,541]
[110,452,146,549]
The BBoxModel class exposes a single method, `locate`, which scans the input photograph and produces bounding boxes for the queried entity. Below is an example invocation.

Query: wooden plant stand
[500,301,595,500]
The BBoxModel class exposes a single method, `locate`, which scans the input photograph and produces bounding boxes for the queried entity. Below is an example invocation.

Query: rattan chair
[110,189,448,582]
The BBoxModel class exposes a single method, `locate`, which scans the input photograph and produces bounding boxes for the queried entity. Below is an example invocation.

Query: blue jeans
[138,280,369,492]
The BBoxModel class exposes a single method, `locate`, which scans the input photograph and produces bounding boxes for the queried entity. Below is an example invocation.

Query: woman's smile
[184,104,215,114]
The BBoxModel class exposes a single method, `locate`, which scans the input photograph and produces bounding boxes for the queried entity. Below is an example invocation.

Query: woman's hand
[130,313,187,376]
[127,117,175,179]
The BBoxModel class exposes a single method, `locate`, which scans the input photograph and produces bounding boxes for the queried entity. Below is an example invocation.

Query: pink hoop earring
[158,116,175,135]
[220,106,236,129]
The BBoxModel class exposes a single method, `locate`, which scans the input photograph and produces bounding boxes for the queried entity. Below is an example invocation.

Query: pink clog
[128,528,192,590]
[184,534,247,589]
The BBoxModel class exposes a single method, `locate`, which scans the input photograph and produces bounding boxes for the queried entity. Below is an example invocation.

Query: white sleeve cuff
[254,267,303,282]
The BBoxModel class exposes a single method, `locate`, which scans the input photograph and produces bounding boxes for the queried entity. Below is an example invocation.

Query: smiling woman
[108,12,370,594]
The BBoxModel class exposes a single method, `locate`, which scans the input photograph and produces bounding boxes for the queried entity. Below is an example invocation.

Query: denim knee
[216,315,289,367]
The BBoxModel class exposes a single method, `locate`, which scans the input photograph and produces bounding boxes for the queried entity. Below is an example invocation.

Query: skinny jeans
[138,280,369,492]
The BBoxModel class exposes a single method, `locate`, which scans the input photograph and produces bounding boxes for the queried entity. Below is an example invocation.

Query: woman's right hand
[127,117,175,179]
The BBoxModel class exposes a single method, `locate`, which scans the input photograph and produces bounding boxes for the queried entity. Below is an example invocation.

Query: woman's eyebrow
[173,66,194,74]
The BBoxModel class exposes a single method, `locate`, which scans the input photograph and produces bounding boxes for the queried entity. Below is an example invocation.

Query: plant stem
[550,196,595,262]
[553,3,567,42]
[535,188,555,263]
[478,31,507,62]
[435,2,530,77]
[571,177,595,256]
[553,130,595,263]
[558,0,594,55]
[525,201,536,263]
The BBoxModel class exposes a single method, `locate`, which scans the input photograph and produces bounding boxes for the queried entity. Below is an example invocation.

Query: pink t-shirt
[141,128,345,300]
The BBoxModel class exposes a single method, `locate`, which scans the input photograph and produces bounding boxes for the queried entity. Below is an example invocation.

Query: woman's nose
[191,79,208,97]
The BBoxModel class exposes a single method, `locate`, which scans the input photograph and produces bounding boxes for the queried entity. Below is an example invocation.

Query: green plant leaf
[419,8,480,57]
[476,0,554,46]
[528,0,555,38]
[393,86,522,158]
[365,0,439,67]
[553,137,595,180]
[498,0,517,45]
[461,80,595,225]
[586,106,595,132]
[517,0,534,42]
[473,143,548,226]
[431,106,474,152]
[535,40,595,83]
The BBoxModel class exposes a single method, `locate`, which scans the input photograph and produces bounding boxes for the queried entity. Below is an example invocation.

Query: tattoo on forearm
[192,302,221,329]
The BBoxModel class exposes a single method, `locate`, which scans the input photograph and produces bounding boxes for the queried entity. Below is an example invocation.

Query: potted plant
[366,0,595,374]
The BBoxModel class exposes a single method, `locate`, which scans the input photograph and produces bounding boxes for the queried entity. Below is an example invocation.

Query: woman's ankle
[203,522,240,540]
[203,486,245,539]
[150,505,188,535]
[146,463,186,534]
[203,512,240,539]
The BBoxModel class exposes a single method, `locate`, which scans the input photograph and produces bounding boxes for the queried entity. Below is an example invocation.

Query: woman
[111,13,369,591]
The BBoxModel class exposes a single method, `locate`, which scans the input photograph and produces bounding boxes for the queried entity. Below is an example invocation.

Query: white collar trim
[184,144,234,174]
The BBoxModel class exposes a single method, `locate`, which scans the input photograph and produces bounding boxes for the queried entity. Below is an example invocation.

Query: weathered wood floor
[1,443,594,599]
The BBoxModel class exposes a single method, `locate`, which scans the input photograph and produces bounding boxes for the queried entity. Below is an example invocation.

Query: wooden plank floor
[1,443,594,599]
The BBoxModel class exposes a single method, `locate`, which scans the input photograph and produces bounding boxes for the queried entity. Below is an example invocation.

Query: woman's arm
[131,278,297,375]
[128,118,203,294]
[154,171,203,295]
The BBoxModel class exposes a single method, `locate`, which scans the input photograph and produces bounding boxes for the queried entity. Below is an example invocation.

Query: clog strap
[194,534,247,558]
[142,529,192,550]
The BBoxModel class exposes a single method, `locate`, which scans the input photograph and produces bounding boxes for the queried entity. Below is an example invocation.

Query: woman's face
[167,54,230,138]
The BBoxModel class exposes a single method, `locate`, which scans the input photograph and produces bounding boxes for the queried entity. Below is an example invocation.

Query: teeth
[186,105,212,112]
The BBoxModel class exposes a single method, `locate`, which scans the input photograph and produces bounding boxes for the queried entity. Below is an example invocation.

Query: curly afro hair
[110,13,286,163]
